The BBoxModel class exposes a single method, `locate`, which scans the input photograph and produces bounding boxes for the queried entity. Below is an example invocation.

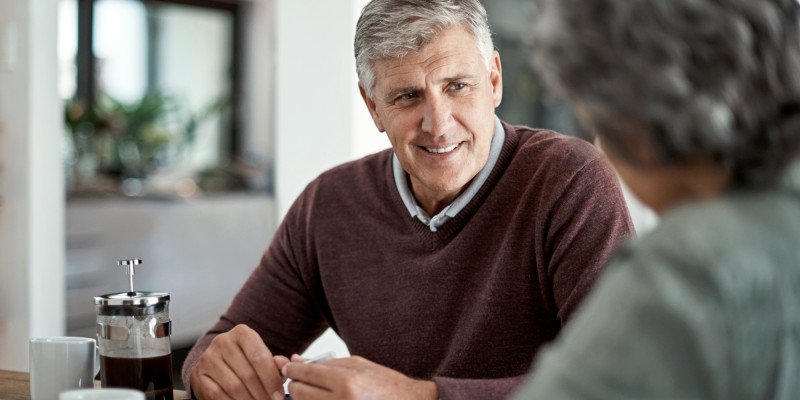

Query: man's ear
[489,51,503,108]
[359,84,386,132]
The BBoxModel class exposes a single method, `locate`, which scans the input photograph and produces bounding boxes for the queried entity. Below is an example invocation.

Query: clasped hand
[276,354,437,400]
[190,324,437,400]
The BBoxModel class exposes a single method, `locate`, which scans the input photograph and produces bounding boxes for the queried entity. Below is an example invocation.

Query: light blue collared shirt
[393,116,506,232]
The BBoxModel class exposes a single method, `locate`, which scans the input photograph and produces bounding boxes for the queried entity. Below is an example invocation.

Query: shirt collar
[393,115,506,223]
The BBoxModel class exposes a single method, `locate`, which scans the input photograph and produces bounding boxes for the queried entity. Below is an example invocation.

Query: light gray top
[512,161,800,400]
[393,116,505,232]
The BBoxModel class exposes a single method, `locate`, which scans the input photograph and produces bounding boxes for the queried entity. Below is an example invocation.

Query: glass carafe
[94,260,173,400]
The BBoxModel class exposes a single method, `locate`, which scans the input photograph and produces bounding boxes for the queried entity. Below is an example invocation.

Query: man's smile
[420,141,464,154]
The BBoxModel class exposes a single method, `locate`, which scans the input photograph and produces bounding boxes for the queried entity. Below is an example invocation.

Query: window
[60,0,247,197]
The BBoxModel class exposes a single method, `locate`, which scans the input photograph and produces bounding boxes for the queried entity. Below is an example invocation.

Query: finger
[218,339,270,400]
[315,356,364,368]
[203,355,256,400]
[193,346,252,400]
[274,355,290,382]
[288,380,337,400]
[291,353,306,362]
[283,362,343,391]
[234,325,284,393]
[274,355,291,371]
[196,374,235,400]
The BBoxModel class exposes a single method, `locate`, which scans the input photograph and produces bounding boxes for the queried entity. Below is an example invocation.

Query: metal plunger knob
[118,259,142,293]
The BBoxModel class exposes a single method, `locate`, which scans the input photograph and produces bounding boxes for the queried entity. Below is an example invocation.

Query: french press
[94,259,174,400]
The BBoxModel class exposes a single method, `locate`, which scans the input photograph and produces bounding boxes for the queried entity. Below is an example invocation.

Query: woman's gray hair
[530,0,800,186]
[355,0,494,97]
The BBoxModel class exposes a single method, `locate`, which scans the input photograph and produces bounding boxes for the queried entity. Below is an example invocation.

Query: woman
[513,0,800,398]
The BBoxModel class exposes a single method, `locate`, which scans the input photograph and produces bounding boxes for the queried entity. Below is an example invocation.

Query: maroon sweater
[183,123,634,399]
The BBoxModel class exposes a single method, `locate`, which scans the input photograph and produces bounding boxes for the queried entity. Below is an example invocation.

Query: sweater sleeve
[181,187,329,394]
[542,153,634,324]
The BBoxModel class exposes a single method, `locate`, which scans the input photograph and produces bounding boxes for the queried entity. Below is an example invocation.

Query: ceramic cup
[59,388,145,400]
[29,337,99,400]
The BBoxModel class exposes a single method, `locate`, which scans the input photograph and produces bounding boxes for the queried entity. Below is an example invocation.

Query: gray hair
[530,0,800,186]
[355,0,495,97]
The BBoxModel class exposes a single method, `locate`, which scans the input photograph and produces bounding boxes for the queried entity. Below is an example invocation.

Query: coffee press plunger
[94,259,174,400]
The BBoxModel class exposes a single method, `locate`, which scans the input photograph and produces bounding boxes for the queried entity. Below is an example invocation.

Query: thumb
[274,355,290,380]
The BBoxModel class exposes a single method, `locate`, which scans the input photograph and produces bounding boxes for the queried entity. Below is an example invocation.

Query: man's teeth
[424,143,459,154]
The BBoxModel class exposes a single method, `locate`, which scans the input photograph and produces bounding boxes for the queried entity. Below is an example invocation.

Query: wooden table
[0,369,189,399]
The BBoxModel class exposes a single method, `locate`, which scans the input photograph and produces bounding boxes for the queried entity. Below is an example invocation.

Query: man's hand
[190,324,284,400]
[277,355,438,400]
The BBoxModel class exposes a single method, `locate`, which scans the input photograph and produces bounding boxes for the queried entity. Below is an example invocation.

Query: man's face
[360,25,502,206]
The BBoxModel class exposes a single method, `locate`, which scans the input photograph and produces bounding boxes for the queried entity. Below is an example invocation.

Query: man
[183,1,633,399]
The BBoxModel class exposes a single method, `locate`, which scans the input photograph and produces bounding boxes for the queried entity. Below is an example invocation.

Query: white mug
[60,388,145,400]
[29,337,100,400]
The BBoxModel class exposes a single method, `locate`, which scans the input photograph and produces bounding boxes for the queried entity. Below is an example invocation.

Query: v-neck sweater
[183,123,634,399]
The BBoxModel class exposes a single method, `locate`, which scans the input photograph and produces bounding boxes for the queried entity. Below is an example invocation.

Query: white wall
[274,0,382,358]
[0,0,65,372]
[274,0,385,219]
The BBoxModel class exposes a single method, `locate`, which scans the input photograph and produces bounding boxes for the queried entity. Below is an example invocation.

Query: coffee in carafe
[94,259,173,400]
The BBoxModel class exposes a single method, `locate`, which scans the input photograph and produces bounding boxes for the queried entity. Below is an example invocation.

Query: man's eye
[394,92,418,105]
[451,82,468,91]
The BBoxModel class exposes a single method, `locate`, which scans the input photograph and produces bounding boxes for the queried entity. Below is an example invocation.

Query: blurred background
[0,0,656,389]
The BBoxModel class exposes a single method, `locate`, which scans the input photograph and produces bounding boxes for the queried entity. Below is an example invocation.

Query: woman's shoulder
[620,190,800,312]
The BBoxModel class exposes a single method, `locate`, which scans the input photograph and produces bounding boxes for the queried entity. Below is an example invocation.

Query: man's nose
[420,94,454,137]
